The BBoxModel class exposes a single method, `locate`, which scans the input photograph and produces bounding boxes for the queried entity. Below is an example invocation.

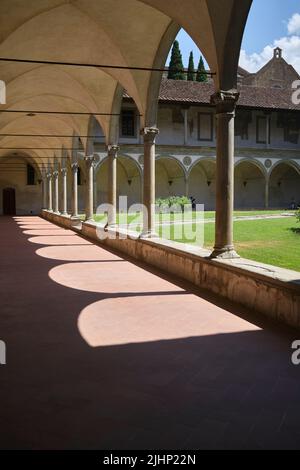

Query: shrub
[155,196,191,213]
[296,208,300,223]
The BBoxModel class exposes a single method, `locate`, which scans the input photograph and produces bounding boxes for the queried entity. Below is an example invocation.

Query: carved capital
[53,170,59,178]
[107,144,120,158]
[71,162,78,173]
[84,155,95,162]
[61,168,67,177]
[46,172,52,180]
[140,127,159,144]
[210,90,239,115]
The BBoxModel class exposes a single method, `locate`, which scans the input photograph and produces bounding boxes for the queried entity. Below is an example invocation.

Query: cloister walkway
[0,216,300,449]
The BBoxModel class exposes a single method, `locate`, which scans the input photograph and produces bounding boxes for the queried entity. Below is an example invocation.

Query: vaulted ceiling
[0,0,252,171]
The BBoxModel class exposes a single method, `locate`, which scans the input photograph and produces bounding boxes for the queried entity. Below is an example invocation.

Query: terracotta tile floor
[0,216,300,449]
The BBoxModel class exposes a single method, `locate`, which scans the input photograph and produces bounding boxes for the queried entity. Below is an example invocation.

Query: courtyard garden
[92,208,300,272]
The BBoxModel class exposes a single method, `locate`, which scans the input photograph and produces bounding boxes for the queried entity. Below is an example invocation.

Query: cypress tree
[196,56,207,82]
[168,40,185,80]
[187,51,195,81]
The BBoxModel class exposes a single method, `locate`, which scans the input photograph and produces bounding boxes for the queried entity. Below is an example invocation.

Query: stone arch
[155,156,186,199]
[188,158,216,210]
[0,152,42,215]
[96,154,142,209]
[234,159,267,209]
[269,161,300,209]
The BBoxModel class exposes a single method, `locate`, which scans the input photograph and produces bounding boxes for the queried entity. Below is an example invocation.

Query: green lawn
[89,210,300,272]
[158,217,300,272]
[92,209,293,225]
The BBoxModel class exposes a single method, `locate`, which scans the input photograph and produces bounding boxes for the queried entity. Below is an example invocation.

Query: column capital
[140,127,159,143]
[84,155,95,168]
[61,167,67,177]
[52,170,59,178]
[71,162,78,172]
[47,172,52,179]
[107,144,120,157]
[210,89,239,114]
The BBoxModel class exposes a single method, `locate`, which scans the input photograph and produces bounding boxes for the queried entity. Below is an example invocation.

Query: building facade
[1,48,300,215]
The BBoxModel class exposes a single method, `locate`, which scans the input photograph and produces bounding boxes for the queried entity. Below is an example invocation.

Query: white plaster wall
[188,163,216,210]
[269,165,300,208]
[0,158,42,215]
[234,163,266,209]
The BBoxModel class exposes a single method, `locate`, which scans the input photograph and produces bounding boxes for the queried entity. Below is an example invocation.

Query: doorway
[3,188,16,215]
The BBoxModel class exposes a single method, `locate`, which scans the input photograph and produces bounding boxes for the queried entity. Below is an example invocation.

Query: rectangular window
[256,116,271,144]
[198,113,213,141]
[121,110,136,137]
[27,164,35,185]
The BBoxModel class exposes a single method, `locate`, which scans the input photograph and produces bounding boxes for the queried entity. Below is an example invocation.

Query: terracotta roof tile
[158,78,300,111]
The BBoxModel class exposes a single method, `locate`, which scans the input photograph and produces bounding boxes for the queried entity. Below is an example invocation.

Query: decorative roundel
[264,159,272,169]
[183,156,192,167]
[138,155,144,165]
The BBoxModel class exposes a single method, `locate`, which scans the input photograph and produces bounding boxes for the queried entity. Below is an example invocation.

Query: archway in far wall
[188,159,216,210]
[155,157,186,199]
[96,155,141,210]
[3,188,16,215]
[234,160,266,209]
[269,162,300,209]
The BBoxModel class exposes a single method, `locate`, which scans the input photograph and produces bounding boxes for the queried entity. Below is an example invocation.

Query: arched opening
[155,157,186,199]
[96,156,141,209]
[269,162,300,209]
[188,159,216,210]
[0,155,42,215]
[2,188,16,215]
[234,160,266,209]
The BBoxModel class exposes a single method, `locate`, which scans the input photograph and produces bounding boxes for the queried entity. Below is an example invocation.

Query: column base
[70,215,81,228]
[105,222,117,229]
[139,230,159,239]
[210,246,240,260]
[61,212,68,216]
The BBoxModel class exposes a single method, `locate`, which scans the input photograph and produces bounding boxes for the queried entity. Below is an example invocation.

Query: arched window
[77,167,82,186]
[27,164,35,185]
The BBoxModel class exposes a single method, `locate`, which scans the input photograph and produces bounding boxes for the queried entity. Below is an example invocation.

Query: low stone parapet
[41,210,300,330]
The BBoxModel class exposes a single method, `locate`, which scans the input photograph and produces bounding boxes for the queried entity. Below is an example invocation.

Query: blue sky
[167,0,300,73]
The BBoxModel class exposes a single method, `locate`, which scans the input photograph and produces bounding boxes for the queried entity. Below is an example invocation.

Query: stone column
[183,108,189,145]
[93,172,97,214]
[42,174,47,209]
[140,127,159,237]
[210,90,239,259]
[265,177,269,209]
[107,145,119,226]
[47,173,53,212]
[53,171,59,214]
[185,175,189,198]
[61,167,68,215]
[71,163,78,218]
[84,155,95,222]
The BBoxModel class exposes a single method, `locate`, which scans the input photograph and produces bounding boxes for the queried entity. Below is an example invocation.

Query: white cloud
[288,13,300,35]
[239,12,300,74]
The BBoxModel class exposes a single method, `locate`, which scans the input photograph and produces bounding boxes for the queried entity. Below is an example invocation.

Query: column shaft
[47,174,53,211]
[42,176,47,209]
[71,163,78,218]
[107,145,119,226]
[210,91,239,259]
[53,171,59,214]
[61,168,68,215]
[265,178,269,209]
[141,127,159,237]
[84,156,94,221]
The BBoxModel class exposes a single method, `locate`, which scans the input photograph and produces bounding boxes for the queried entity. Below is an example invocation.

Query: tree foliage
[196,56,207,82]
[187,51,195,81]
[168,40,185,80]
